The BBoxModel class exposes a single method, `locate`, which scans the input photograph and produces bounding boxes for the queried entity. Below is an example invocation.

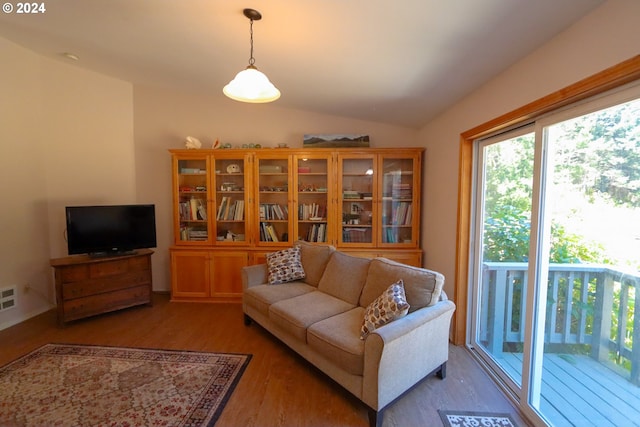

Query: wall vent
[0,286,17,312]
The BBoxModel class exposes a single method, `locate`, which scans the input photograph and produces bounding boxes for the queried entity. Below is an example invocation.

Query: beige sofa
[242,241,455,427]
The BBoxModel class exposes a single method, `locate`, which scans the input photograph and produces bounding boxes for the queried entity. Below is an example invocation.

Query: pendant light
[223,8,280,103]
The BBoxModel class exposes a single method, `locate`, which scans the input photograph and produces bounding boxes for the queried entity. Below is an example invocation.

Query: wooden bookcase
[50,249,153,326]
[169,147,423,303]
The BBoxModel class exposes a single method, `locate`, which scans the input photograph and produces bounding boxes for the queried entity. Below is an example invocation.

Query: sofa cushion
[317,251,371,305]
[307,307,366,376]
[295,240,335,287]
[360,257,444,312]
[244,282,316,317]
[360,279,410,339]
[269,292,354,341]
[266,246,306,284]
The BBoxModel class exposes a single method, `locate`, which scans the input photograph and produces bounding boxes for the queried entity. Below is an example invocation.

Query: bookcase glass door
[213,156,247,245]
[381,156,416,245]
[256,155,292,245]
[176,157,210,244]
[295,155,330,243]
[339,155,375,246]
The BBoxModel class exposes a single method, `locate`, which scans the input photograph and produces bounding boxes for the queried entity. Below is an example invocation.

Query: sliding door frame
[453,55,640,346]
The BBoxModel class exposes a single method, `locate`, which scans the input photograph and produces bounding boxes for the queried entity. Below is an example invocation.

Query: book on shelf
[217,197,245,221]
[197,204,207,220]
[261,223,279,242]
[391,202,412,225]
[391,183,412,198]
[181,226,208,241]
[224,197,232,220]
[260,203,288,221]
[343,190,360,199]
[179,201,189,221]
[180,167,204,174]
[267,224,279,242]
[216,197,227,220]
[234,200,244,220]
[306,223,326,242]
[180,198,206,221]
[342,227,368,243]
[298,203,326,220]
[189,198,199,220]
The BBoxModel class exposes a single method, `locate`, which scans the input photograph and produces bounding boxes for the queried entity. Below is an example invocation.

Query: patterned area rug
[0,343,251,427]
[438,410,519,427]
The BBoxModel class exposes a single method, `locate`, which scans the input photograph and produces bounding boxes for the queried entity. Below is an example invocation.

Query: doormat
[438,410,519,427]
[0,343,251,426]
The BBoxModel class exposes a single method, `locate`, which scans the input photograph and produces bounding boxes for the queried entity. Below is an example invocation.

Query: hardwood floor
[0,293,530,427]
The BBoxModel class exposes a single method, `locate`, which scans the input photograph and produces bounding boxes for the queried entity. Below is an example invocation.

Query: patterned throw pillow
[266,246,306,285]
[360,279,410,339]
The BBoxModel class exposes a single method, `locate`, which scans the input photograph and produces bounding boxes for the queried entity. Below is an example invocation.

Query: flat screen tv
[65,204,157,257]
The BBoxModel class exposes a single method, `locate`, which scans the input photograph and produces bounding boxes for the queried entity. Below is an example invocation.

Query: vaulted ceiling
[0,0,604,128]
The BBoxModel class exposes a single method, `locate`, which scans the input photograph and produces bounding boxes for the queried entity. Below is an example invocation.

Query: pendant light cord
[248,18,255,66]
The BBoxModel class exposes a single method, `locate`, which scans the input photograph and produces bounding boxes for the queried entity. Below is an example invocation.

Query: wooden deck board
[501,352,640,427]
[542,354,630,426]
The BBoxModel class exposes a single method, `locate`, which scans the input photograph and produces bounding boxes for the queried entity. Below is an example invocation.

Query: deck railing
[481,262,640,385]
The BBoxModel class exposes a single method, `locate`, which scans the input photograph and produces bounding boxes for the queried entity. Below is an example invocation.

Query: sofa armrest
[362,299,456,410]
[242,264,269,290]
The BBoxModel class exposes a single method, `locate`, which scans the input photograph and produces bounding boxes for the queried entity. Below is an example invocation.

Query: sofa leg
[437,361,447,379]
[368,408,383,427]
[243,314,252,326]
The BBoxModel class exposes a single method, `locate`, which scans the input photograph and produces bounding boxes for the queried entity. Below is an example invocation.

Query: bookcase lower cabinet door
[209,251,248,300]
[170,249,246,302]
[170,250,209,299]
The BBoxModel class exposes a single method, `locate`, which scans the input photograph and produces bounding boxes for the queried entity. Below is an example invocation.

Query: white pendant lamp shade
[223,65,281,103]
[224,8,280,103]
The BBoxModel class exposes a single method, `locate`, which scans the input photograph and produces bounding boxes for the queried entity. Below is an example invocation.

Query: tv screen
[66,204,157,256]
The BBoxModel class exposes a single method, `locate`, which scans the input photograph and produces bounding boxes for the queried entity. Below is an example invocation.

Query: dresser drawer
[61,270,151,300]
[63,285,151,322]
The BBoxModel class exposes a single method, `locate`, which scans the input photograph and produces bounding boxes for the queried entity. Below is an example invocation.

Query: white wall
[418,0,640,299]
[132,84,420,291]
[0,37,135,329]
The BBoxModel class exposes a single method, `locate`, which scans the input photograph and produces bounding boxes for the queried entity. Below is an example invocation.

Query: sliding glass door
[472,126,535,394]
[470,84,640,426]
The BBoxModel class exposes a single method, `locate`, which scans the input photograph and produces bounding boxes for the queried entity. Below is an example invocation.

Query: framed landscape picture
[303,134,370,148]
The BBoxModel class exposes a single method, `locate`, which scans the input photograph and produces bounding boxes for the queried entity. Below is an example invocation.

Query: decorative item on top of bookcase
[184,136,202,149]
[303,134,370,148]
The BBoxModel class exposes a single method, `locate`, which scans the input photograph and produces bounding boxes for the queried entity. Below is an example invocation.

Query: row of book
[306,223,327,242]
[260,223,280,242]
[179,198,207,221]
[342,228,370,243]
[342,190,360,199]
[390,183,412,198]
[298,203,326,220]
[217,197,244,221]
[383,228,410,243]
[260,203,288,220]
[389,202,412,225]
[179,226,207,241]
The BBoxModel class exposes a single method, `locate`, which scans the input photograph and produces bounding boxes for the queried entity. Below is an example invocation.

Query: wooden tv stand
[50,249,153,326]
